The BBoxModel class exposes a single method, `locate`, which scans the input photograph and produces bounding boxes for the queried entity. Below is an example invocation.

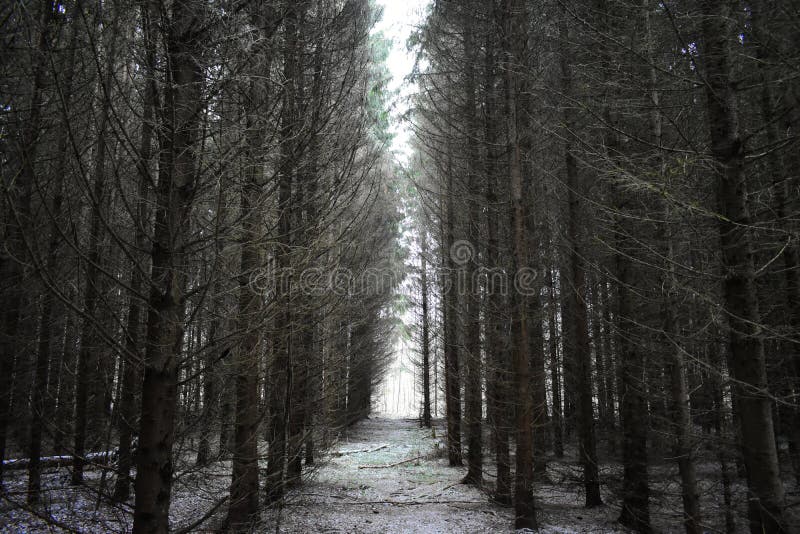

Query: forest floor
[264,417,626,533]
[1,416,785,532]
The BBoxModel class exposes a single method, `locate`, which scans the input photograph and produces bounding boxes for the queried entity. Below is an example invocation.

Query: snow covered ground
[265,417,513,533]
[0,416,765,532]
[263,417,640,533]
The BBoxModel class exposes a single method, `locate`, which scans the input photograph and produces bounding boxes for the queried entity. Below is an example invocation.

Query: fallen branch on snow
[1,451,116,471]
[283,499,489,506]
[357,454,425,469]
[331,444,388,457]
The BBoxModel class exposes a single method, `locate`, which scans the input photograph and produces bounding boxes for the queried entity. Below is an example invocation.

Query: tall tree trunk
[601,279,616,439]
[27,0,79,500]
[751,0,800,487]
[659,211,701,534]
[699,1,790,532]
[462,13,482,485]
[0,0,54,484]
[711,345,737,534]
[300,39,323,468]
[132,0,205,529]
[616,241,651,533]
[227,143,264,529]
[420,236,432,428]
[559,15,602,507]
[198,183,229,465]
[113,0,156,501]
[529,293,548,476]
[286,6,311,486]
[227,58,272,525]
[53,308,78,455]
[266,1,300,502]
[590,277,608,434]
[644,6,701,528]
[73,14,118,483]
[443,154,462,467]
[663,289,701,534]
[547,264,564,458]
[483,47,511,500]
[502,0,536,527]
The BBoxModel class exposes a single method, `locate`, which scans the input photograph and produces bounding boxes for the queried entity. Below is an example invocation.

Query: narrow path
[269,417,511,533]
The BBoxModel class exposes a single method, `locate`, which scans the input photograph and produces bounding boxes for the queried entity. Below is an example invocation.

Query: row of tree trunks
[413,1,799,533]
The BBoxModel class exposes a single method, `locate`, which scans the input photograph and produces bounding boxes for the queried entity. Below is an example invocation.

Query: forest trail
[268,417,512,533]
[268,418,632,533]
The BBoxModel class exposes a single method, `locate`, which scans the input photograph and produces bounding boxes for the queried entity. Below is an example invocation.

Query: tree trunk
[559,15,602,506]
[227,165,263,529]
[227,74,269,528]
[590,277,609,434]
[481,33,511,503]
[420,237,432,428]
[27,0,79,500]
[547,265,564,458]
[462,16,482,485]
[0,0,54,484]
[711,346,737,534]
[132,0,205,529]
[112,0,156,501]
[751,0,800,488]
[73,16,118,483]
[502,0,536,527]
[443,154,462,467]
[601,279,616,439]
[616,241,651,532]
[616,249,651,534]
[644,6,701,527]
[266,2,300,502]
[699,2,790,532]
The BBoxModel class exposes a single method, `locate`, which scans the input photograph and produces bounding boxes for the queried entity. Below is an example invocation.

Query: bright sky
[372,0,431,164]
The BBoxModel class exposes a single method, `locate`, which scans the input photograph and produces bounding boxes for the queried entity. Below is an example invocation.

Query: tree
[132,0,207,528]
[699,1,791,531]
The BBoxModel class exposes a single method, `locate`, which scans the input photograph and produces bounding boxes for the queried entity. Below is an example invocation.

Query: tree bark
[266,2,300,502]
[73,12,119,483]
[502,0,536,527]
[483,47,511,500]
[547,265,564,458]
[27,0,79,500]
[0,0,54,484]
[443,152,462,467]
[112,0,156,502]
[227,160,263,529]
[699,1,790,532]
[420,237,432,428]
[751,0,800,488]
[616,242,651,533]
[462,12,482,485]
[132,0,205,529]
[558,14,602,507]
